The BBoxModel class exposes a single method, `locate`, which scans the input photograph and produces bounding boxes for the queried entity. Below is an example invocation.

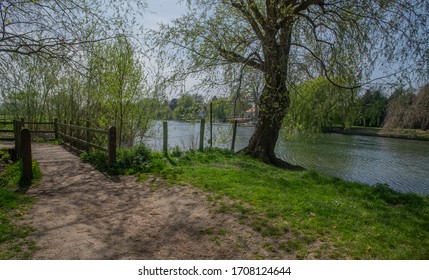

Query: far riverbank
[325,126,429,141]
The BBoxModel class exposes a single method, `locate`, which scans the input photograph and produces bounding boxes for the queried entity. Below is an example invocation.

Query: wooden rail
[57,121,116,164]
[0,118,117,165]
[0,121,15,141]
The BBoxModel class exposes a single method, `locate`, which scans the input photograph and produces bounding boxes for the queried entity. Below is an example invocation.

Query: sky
[143,0,187,30]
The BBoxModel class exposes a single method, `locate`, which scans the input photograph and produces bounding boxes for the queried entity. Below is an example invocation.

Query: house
[244,107,256,120]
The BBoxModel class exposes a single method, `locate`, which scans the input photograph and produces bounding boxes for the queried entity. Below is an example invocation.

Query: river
[143,121,429,195]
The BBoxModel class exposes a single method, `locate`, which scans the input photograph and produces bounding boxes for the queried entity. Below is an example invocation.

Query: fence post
[163,121,168,155]
[199,118,205,152]
[54,118,58,140]
[210,102,213,148]
[20,128,33,181]
[108,126,116,165]
[231,120,238,151]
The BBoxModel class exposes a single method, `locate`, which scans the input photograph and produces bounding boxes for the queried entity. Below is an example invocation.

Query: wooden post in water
[20,128,33,180]
[163,121,168,155]
[108,126,116,165]
[210,102,213,148]
[231,120,238,151]
[199,118,205,152]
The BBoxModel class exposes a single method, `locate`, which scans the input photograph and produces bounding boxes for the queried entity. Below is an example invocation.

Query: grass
[0,149,40,259]
[162,149,429,259]
[81,146,429,259]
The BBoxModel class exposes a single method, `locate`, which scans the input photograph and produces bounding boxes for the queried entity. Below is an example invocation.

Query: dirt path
[22,143,289,259]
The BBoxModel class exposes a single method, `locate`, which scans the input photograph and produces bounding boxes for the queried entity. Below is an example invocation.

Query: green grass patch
[0,160,41,190]
[162,148,429,259]
[0,158,39,259]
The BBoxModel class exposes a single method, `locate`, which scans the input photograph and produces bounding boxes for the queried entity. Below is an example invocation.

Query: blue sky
[143,0,187,30]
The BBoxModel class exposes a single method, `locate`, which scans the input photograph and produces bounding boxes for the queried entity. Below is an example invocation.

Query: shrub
[81,144,168,175]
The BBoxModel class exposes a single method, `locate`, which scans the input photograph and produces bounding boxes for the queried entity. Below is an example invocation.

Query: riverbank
[157,149,429,259]
[82,146,429,259]
[326,126,429,141]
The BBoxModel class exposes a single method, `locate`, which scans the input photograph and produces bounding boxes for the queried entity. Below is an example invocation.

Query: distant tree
[383,85,429,130]
[356,89,388,127]
[383,88,416,129]
[212,98,233,122]
[285,77,358,131]
[173,94,197,121]
[412,84,429,130]
[169,99,179,111]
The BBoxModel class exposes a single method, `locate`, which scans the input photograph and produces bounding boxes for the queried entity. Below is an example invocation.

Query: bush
[81,144,168,175]
[0,149,11,163]
[80,151,109,172]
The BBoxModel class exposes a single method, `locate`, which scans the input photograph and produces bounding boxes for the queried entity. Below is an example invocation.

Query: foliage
[285,77,358,131]
[1,37,158,147]
[212,98,234,122]
[0,0,145,65]
[81,144,169,175]
[0,1,156,147]
[172,94,198,121]
[0,148,11,163]
[355,89,388,127]
[413,84,429,130]
[383,84,429,130]
[158,149,429,259]
[90,37,152,146]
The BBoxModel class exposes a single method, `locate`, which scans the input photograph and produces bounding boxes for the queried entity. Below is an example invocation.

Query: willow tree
[155,0,428,168]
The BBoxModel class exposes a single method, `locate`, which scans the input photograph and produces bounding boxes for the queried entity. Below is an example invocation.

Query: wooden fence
[0,120,15,141]
[57,121,116,163]
[0,118,117,180]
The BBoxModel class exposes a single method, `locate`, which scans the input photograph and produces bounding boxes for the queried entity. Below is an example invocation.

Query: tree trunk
[238,86,304,170]
[237,16,303,169]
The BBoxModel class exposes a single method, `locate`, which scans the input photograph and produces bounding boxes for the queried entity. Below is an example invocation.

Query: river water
[143,121,429,195]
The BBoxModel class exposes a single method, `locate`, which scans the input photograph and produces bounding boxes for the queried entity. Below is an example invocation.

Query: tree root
[237,148,305,171]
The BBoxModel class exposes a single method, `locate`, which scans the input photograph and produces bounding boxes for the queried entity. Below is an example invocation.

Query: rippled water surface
[144,121,429,194]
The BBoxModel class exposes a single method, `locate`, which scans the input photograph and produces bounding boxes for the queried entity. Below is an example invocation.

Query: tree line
[287,78,429,131]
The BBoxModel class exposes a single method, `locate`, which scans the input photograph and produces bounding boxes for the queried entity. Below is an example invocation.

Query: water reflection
[143,121,429,195]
